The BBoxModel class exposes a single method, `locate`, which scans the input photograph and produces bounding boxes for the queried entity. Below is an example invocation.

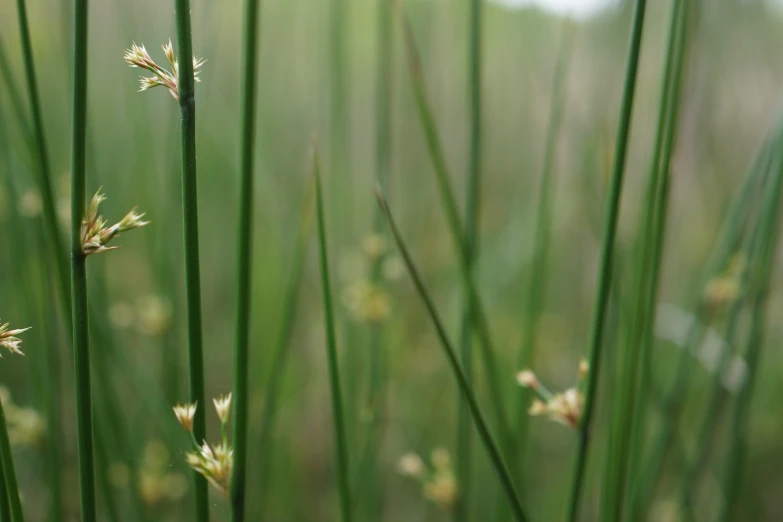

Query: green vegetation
[2,0,783,521]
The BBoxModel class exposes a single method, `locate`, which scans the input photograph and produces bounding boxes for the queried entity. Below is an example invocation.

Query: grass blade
[314,144,353,522]
[455,1,484,519]
[397,5,511,451]
[230,0,263,516]
[564,1,649,520]
[173,0,209,519]
[622,1,691,518]
[603,0,691,519]
[15,0,72,326]
[69,0,98,518]
[0,398,24,521]
[377,189,529,522]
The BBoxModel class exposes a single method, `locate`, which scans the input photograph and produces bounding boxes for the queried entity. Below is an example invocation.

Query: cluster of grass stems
[2,0,783,520]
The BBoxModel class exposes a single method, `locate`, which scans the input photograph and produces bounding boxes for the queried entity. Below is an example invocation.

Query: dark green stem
[0,399,24,522]
[70,0,96,518]
[173,0,209,518]
[455,1,482,520]
[377,190,529,522]
[622,2,690,519]
[565,1,648,520]
[397,7,512,452]
[15,0,72,326]
[314,146,353,522]
[230,0,262,518]
[0,440,9,522]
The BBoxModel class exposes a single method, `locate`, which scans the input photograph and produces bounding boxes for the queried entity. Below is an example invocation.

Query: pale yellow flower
[173,402,197,432]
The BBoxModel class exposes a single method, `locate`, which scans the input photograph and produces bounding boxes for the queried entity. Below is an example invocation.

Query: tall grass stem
[564,1,648,520]
[314,145,353,522]
[69,0,97,517]
[455,0,483,518]
[230,0,263,516]
[15,0,72,325]
[0,399,24,521]
[377,190,529,522]
[173,0,209,518]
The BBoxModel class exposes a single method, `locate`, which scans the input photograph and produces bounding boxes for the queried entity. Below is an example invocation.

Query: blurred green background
[3,0,783,520]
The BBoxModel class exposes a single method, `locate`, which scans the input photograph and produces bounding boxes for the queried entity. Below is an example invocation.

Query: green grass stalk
[0,398,24,522]
[256,184,315,518]
[314,145,353,522]
[0,446,9,522]
[0,35,32,141]
[630,135,775,514]
[15,0,72,325]
[455,1,483,519]
[564,1,648,520]
[397,7,511,449]
[69,0,97,518]
[377,189,529,522]
[716,148,783,522]
[173,0,209,519]
[230,0,263,516]
[604,1,689,519]
[513,20,574,474]
[623,2,690,518]
[677,136,783,518]
[718,290,774,522]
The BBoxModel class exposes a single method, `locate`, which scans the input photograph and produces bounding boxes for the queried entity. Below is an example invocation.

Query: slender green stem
[565,1,648,520]
[15,0,72,326]
[230,0,262,518]
[622,3,690,519]
[717,154,783,522]
[314,146,353,522]
[377,190,529,522]
[0,399,24,522]
[173,0,209,519]
[70,0,96,518]
[397,7,511,450]
[512,20,574,477]
[631,134,774,515]
[604,1,689,519]
[0,35,32,141]
[455,1,483,519]
[257,185,315,518]
[677,133,783,518]
[0,440,9,522]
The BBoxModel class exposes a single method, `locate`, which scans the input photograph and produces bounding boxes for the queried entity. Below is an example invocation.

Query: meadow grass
[3,1,783,521]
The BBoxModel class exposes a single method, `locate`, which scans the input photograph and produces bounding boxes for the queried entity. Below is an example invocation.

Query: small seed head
[516,369,539,389]
[213,393,232,424]
[173,402,197,432]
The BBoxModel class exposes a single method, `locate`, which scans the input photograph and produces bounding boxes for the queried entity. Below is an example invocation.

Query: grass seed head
[173,402,197,432]
[81,188,149,257]
[124,40,205,100]
[0,321,31,356]
[213,393,232,425]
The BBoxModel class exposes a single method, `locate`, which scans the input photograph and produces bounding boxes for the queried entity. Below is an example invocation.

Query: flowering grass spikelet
[516,362,587,430]
[124,40,206,100]
[173,392,234,497]
[212,393,232,424]
[81,188,149,257]
[173,402,197,432]
[0,322,31,356]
